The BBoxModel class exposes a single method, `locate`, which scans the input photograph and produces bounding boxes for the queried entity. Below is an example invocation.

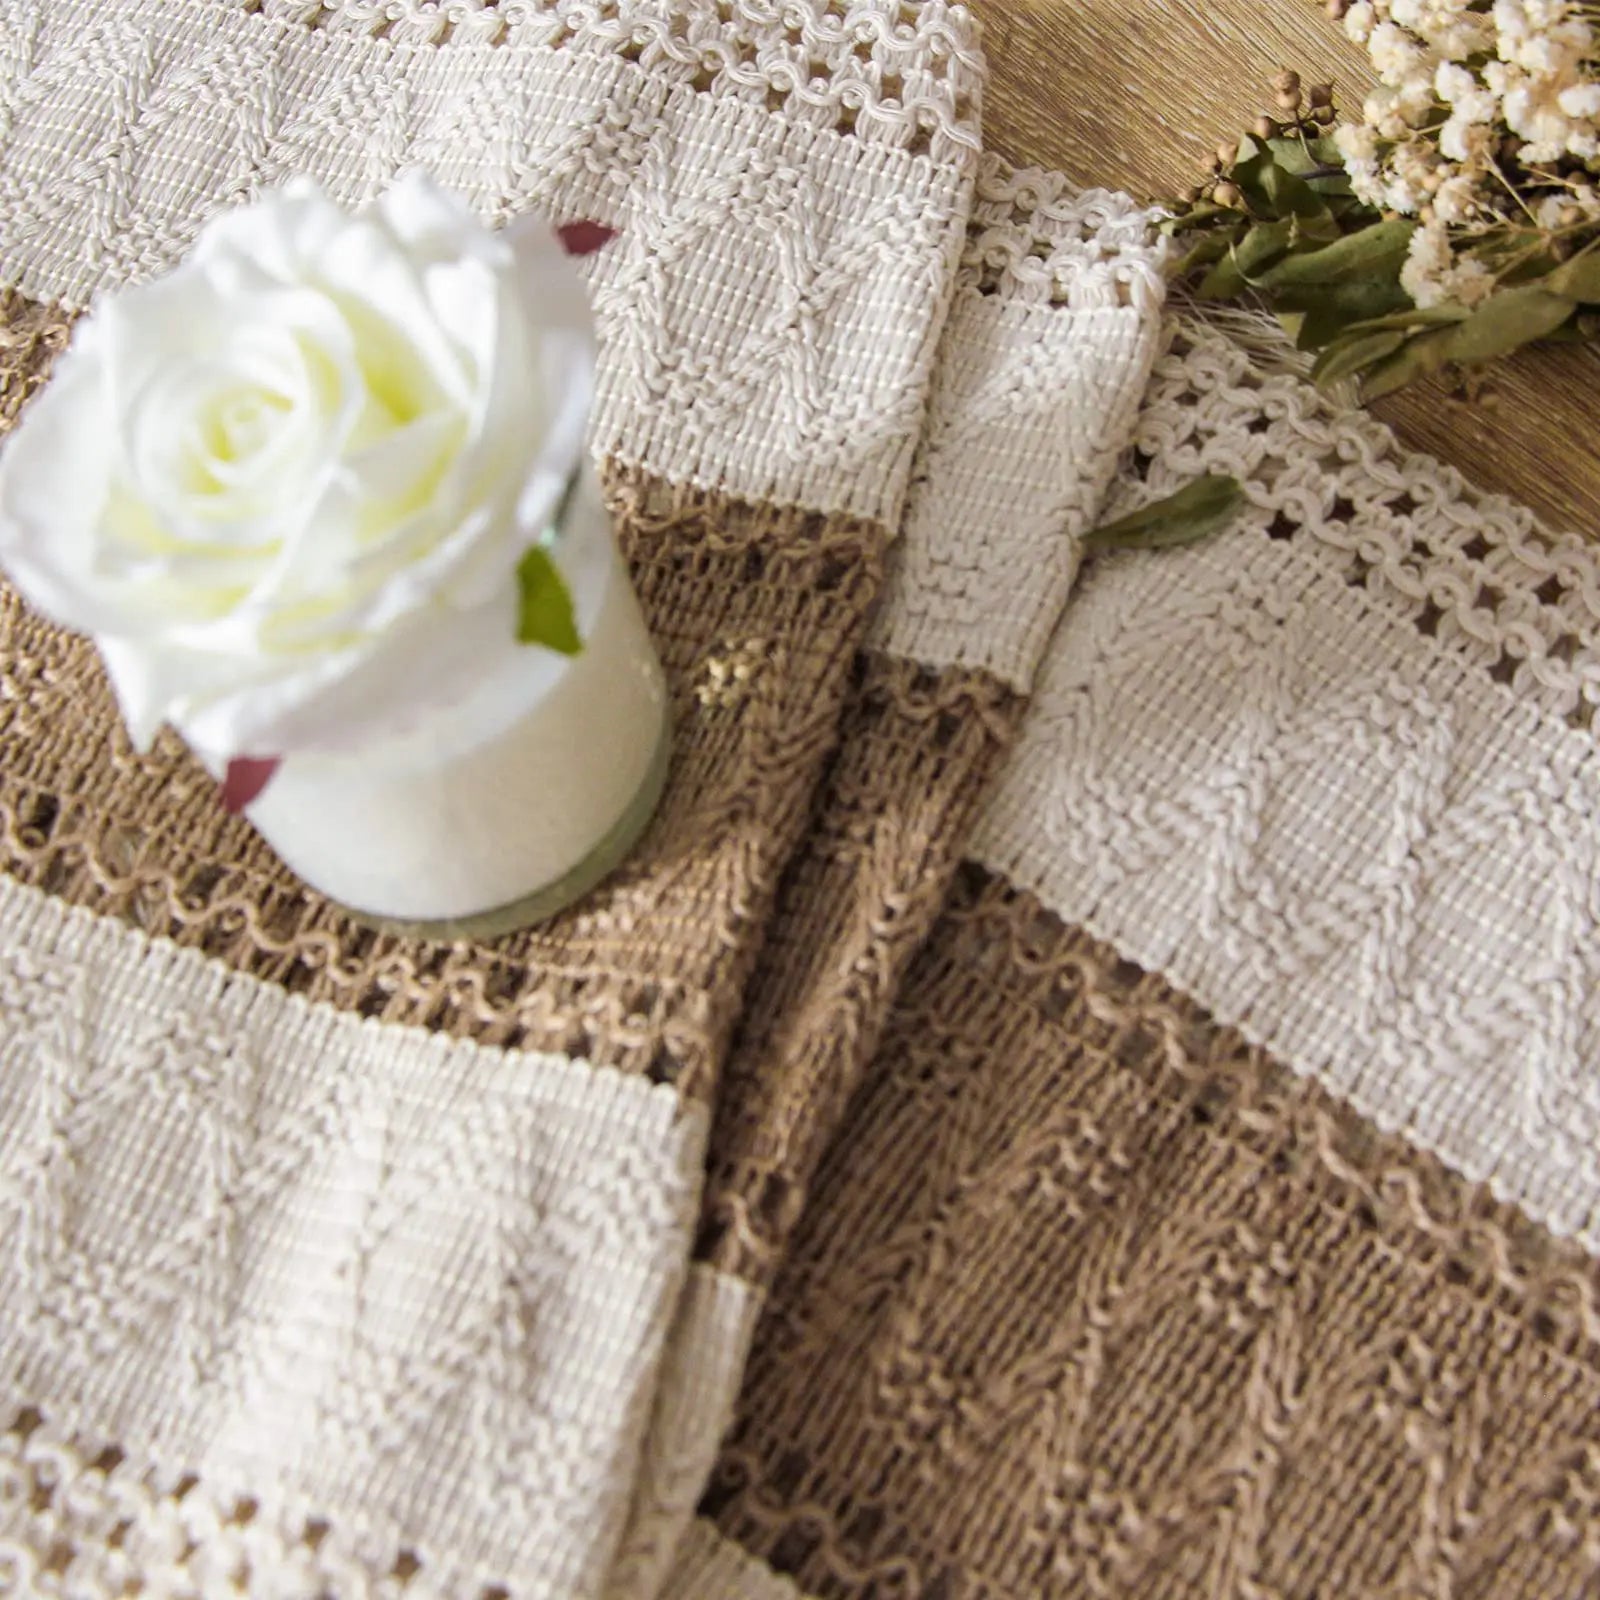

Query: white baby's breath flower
[1345,1,1380,43]
[1336,121,1381,163]
[1394,137,1443,186]
[1442,256,1497,305]
[1495,0,1577,51]
[1536,192,1571,227]
[1346,157,1390,208]
[1371,20,1434,86]
[1386,176,1427,211]
[1400,219,1454,306]
[1433,171,1488,223]
[1436,62,1498,125]
[1425,9,1496,60]
[1559,82,1600,118]
[1441,112,1497,161]
[1502,73,1584,159]
[1512,23,1593,75]
[1399,77,1440,124]
[1400,222,1498,310]
[1365,80,1437,138]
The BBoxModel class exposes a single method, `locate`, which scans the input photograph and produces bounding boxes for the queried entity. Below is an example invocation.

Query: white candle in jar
[244,462,669,930]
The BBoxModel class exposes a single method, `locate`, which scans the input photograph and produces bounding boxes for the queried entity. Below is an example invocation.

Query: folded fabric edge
[604,159,1171,1599]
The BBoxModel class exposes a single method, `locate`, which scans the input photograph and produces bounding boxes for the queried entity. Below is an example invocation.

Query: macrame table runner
[2,3,1599,1597]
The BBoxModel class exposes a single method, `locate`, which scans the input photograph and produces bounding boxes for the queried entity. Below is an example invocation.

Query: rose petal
[220,755,280,813]
[555,221,617,257]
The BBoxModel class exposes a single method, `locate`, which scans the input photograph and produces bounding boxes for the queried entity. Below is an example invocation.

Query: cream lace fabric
[975,317,1600,1247]
[0,0,979,523]
[4,2,1600,1597]
[0,878,707,1600]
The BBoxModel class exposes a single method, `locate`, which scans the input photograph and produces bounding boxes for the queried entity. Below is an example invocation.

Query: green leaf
[1546,248,1600,303]
[1254,219,1416,288]
[1327,304,1471,335]
[1310,327,1407,386]
[1233,218,1297,278]
[1327,191,1381,223]
[1264,137,1325,178]
[1267,134,1346,175]
[1445,284,1575,365]
[1197,249,1250,301]
[1162,201,1233,233]
[1271,276,1415,346]
[1171,231,1236,278]
[516,545,583,655]
[1290,208,1345,247]
[1237,153,1331,222]
[1085,475,1246,556]
[1357,325,1462,400]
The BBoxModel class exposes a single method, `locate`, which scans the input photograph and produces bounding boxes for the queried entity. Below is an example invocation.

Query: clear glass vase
[240,460,669,939]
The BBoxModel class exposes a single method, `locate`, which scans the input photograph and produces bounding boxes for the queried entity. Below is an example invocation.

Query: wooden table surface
[977,0,1600,537]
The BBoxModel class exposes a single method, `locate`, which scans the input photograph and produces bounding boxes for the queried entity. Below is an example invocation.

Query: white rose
[0,172,596,760]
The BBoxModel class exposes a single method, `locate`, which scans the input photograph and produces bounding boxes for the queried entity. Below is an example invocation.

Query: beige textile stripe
[607,1266,764,1598]
[637,161,1168,1596]
[698,157,1164,1291]
[0,873,708,1600]
[0,0,981,525]
[659,1519,814,1600]
[701,866,1600,1600]
[870,162,1164,693]
[972,317,1600,1253]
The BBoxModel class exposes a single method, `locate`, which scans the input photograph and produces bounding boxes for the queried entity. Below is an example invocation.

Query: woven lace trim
[232,0,983,157]
[0,875,709,1600]
[872,160,1165,689]
[961,156,1167,311]
[701,869,1600,1600]
[972,316,1600,1252]
[1129,319,1600,734]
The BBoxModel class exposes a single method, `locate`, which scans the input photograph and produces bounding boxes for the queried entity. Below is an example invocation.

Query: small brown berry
[1273,69,1302,96]
[1214,181,1243,208]
[1310,103,1337,125]
[1253,115,1278,140]
[1325,0,1349,16]
[1179,185,1203,205]
[1308,83,1335,109]
[1216,138,1239,169]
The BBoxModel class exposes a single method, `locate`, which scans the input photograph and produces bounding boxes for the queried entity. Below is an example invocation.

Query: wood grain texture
[976,0,1600,536]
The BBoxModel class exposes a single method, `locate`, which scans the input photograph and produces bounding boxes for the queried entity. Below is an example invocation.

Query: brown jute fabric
[698,650,1020,1286]
[704,864,1600,1599]
[0,291,885,1101]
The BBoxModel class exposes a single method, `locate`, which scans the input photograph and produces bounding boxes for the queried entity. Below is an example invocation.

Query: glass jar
[241,459,669,939]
